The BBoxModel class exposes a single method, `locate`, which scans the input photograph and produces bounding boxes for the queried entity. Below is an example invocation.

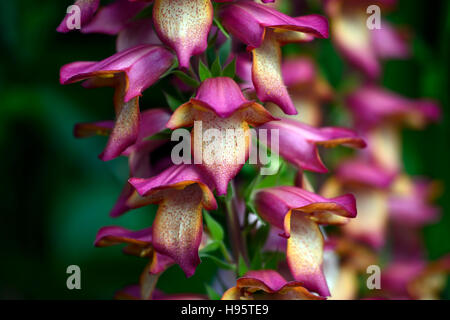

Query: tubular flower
[94,226,174,299]
[388,175,440,227]
[222,270,323,300]
[254,186,357,296]
[129,164,217,277]
[258,118,366,173]
[381,255,450,300]
[167,77,276,195]
[220,1,328,115]
[325,0,409,79]
[272,57,333,126]
[74,108,171,216]
[60,45,174,161]
[57,0,100,33]
[346,85,440,171]
[153,0,214,68]
[346,85,441,131]
[237,55,334,126]
[321,159,396,248]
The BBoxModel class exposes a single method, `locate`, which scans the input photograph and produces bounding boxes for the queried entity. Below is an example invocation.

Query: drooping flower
[167,77,276,195]
[254,186,357,296]
[346,85,440,171]
[220,1,329,115]
[129,164,217,277]
[325,0,409,79]
[94,226,174,299]
[60,45,174,160]
[321,159,396,248]
[153,0,214,68]
[74,108,172,216]
[237,55,333,126]
[346,85,441,131]
[258,118,366,173]
[381,255,450,300]
[388,175,440,227]
[57,0,100,33]
[222,270,323,300]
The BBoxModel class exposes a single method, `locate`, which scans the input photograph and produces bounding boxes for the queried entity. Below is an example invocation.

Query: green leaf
[211,56,222,77]
[198,60,212,81]
[205,284,221,300]
[218,38,232,65]
[159,59,179,79]
[213,17,230,39]
[204,211,224,241]
[199,240,221,254]
[173,70,199,88]
[200,253,236,271]
[222,58,236,79]
[238,255,249,277]
[163,91,182,111]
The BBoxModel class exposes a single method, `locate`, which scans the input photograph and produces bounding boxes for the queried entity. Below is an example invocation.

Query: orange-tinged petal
[252,30,296,115]
[285,212,330,296]
[152,184,204,277]
[153,0,213,68]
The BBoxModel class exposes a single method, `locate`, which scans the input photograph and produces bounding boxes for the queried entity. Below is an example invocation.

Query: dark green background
[0,0,448,299]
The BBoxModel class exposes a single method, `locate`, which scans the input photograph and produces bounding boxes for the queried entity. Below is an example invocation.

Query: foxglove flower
[153,0,214,68]
[259,119,366,173]
[57,0,100,33]
[346,85,440,171]
[237,56,333,126]
[95,226,174,274]
[255,186,357,296]
[221,1,328,115]
[167,77,275,195]
[129,164,217,277]
[322,159,396,248]
[382,255,450,299]
[95,226,174,299]
[222,270,323,300]
[74,108,172,216]
[389,175,440,227]
[60,45,174,160]
[325,0,409,79]
[346,85,440,131]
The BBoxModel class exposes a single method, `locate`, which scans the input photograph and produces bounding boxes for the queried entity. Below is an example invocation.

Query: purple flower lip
[259,119,366,173]
[222,269,324,300]
[220,1,329,49]
[346,86,441,130]
[336,159,397,189]
[60,44,174,102]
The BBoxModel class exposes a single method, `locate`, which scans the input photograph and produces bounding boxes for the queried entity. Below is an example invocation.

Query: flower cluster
[58,0,448,299]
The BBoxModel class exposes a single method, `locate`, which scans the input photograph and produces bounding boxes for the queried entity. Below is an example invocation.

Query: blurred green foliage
[0,0,448,299]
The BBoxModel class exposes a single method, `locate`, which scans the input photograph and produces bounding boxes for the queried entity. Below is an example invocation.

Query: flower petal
[346,85,441,130]
[57,0,100,33]
[116,18,162,52]
[252,31,296,115]
[153,0,213,68]
[151,184,204,277]
[82,0,149,35]
[255,186,357,229]
[284,212,330,296]
[220,1,328,49]
[60,44,174,102]
[259,119,365,172]
[129,164,217,210]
